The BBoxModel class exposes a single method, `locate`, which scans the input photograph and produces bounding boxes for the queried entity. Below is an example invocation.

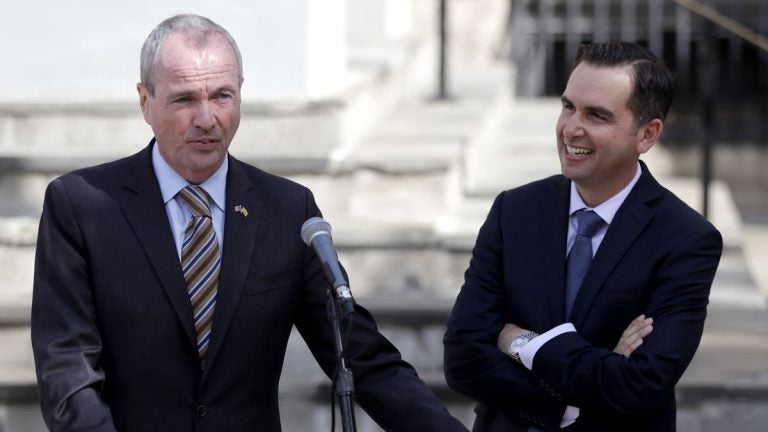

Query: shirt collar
[569,162,642,224]
[152,141,228,212]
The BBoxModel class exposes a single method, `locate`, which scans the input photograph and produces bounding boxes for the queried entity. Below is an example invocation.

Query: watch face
[510,336,527,354]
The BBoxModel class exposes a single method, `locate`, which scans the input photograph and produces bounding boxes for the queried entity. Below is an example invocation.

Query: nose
[560,113,584,142]
[193,101,216,131]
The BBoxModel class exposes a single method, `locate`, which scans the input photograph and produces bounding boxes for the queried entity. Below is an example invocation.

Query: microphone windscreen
[300,217,332,245]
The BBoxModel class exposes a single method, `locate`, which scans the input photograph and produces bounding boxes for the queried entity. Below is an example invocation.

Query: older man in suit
[31,14,467,432]
[443,42,722,431]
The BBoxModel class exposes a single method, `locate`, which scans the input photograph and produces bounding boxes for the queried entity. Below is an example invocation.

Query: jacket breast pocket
[243,263,299,297]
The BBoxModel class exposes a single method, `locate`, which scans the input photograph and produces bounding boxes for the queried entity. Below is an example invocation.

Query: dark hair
[140,14,243,96]
[573,41,675,126]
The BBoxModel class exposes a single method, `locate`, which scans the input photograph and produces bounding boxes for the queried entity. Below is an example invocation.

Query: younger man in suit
[444,42,722,431]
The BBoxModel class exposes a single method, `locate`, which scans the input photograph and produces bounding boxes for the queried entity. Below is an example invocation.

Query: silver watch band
[507,330,540,363]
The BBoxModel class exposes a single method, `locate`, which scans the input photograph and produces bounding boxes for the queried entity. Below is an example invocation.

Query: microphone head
[301,217,332,245]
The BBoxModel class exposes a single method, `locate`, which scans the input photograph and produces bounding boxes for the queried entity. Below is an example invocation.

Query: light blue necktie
[527,212,603,431]
[564,210,604,320]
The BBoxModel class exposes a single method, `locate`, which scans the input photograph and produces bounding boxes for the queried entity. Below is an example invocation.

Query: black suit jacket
[444,163,722,431]
[31,143,467,432]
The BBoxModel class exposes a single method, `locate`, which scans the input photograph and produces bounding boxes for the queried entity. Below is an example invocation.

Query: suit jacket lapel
[569,164,661,328]
[202,156,262,375]
[120,144,197,347]
[541,176,571,326]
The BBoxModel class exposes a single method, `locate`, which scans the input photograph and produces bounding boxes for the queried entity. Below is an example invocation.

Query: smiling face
[556,62,662,206]
[138,32,241,184]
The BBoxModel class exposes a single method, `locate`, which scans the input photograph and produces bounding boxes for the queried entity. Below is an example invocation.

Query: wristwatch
[506,331,540,364]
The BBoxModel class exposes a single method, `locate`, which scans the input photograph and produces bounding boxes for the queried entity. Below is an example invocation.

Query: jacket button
[196,404,207,417]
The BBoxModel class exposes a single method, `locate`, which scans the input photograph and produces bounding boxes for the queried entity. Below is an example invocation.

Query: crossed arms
[443,190,723,428]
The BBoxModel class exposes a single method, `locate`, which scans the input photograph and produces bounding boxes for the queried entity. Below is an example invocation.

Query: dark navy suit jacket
[444,163,722,431]
[32,142,467,432]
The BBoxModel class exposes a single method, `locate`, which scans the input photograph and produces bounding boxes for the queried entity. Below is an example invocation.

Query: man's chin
[179,157,226,183]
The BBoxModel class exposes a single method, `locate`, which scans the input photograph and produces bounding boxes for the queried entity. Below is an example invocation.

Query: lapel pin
[234,205,249,218]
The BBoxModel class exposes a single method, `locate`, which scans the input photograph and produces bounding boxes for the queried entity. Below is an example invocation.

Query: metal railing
[671,0,767,219]
[504,0,768,219]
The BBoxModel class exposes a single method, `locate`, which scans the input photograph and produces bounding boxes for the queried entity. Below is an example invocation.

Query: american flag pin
[234,205,248,218]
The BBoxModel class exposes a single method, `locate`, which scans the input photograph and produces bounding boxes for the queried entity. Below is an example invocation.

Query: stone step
[0,244,34,327]
[681,244,768,389]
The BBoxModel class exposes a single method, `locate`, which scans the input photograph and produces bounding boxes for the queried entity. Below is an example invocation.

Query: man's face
[556,63,658,206]
[138,32,241,184]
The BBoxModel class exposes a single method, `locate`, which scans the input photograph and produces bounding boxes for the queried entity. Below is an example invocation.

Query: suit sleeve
[294,190,469,432]
[31,178,117,431]
[532,223,723,416]
[443,193,567,429]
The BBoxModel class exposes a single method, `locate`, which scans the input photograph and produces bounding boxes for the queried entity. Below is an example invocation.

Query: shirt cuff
[519,322,576,370]
[560,405,580,428]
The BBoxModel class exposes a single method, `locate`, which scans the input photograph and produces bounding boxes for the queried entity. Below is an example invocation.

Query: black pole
[436,0,450,100]
[327,290,357,432]
[699,22,716,220]
[702,94,713,220]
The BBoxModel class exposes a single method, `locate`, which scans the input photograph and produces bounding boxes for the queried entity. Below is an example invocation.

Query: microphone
[301,217,355,315]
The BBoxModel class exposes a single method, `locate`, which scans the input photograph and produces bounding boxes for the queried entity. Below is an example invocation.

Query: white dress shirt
[519,162,642,427]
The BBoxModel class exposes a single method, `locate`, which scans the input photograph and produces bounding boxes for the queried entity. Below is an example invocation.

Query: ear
[137,83,152,125]
[636,118,663,154]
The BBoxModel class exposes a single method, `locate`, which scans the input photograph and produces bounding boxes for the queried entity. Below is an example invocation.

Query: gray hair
[140,14,244,95]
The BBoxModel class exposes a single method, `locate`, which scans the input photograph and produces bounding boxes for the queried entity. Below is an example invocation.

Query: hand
[497,323,526,353]
[614,314,653,358]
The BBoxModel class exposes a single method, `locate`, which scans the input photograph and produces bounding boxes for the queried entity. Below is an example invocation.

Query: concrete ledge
[279,372,469,407]
[0,220,37,247]
[0,300,31,327]
[677,383,768,407]
[341,135,463,175]
[0,327,36,404]
[358,296,455,325]
[0,370,37,404]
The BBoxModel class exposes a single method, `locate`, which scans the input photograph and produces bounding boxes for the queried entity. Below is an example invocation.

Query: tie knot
[179,185,213,217]
[576,210,604,237]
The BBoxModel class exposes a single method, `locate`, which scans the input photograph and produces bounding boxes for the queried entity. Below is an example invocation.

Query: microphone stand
[326,287,357,432]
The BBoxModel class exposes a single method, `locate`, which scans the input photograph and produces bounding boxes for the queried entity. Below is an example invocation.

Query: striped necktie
[178,185,220,366]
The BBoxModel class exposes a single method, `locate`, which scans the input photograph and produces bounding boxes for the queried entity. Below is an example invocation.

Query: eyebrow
[167,84,237,100]
[561,95,614,120]
[169,89,196,98]
[212,85,237,95]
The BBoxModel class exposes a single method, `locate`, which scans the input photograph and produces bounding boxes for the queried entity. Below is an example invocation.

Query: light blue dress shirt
[151,143,227,259]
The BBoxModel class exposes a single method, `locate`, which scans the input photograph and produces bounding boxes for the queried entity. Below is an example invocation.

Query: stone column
[245,0,347,101]
[346,0,412,43]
